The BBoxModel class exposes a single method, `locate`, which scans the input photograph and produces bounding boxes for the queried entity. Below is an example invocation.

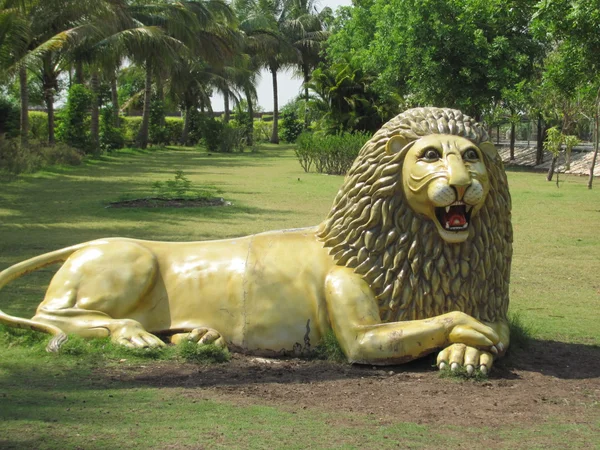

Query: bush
[29,111,49,141]
[0,136,82,176]
[261,114,273,122]
[99,107,125,152]
[295,131,369,175]
[280,109,303,143]
[120,116,142,145]
[219,123,246,153]
[56,84,92,152]
[252,120,270,143]
[164,117,183,144]
[0,97,21,138]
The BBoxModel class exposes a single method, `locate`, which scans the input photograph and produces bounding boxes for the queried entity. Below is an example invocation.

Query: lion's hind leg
[32,241,166,349]
[170,327,228,349]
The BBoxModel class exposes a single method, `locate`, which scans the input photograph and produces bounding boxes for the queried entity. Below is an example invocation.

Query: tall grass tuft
[314,329,347,363]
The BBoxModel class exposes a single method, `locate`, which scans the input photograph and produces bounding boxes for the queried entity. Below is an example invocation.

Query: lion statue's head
[318,107,512,324]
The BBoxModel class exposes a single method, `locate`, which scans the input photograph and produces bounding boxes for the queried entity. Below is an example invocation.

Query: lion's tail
[0,242,95,352]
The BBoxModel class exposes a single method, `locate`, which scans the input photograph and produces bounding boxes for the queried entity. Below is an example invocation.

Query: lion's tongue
[445,206,466,227]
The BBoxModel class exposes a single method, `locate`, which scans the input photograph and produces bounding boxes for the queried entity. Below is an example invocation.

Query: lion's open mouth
[435,202,472,232]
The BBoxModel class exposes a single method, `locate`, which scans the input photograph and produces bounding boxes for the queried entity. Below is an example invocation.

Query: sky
[211,0,352,113]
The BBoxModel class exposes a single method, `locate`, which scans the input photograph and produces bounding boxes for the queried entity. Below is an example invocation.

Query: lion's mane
[318,107,512,323]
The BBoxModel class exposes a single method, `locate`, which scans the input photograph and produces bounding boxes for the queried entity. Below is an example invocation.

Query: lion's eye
[421,149,440,161]
[463,148,479,161]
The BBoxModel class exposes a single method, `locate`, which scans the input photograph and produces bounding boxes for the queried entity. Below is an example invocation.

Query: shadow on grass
[495,339,600,380]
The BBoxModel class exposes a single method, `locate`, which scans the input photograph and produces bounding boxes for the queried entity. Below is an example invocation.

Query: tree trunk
[19,65,29,147]
[536,114,544,165]
[111,76,120,127]
[303,63,310,129]
[496,125,500,145]
[547,155,557,182]
[509,121,516,160]
[136,60,152,149]
[156,79,165,127]
[180,106,191,145]
[245,87,254,146]
[90,71,100,155]
[44,88,55,146]
[75,61,84,84]
[589,105,599,189]
[223,91,230,123]
[270,67,279,144]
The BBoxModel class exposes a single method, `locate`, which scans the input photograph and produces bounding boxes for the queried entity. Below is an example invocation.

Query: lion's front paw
[171,327,227,350]
[437,343,494,375]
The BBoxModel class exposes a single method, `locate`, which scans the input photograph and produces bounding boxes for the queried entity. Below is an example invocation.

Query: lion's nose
[447,154,471,199]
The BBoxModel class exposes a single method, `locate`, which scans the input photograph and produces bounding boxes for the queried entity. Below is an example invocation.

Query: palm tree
[127,0,237,149]
[235,0,298,144]
[286,0,331,127]
[0,0,121,146]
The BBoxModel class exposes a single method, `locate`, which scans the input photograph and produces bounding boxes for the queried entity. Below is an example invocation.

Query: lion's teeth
[445,206,450,213]
[466,205,472,213]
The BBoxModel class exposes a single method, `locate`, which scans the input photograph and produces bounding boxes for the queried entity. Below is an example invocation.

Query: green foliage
[280,108,303,143]
[260,114,273,122]
[307,60,400,133]
[0,96,20,138]
[164,117,184,144]
[544,126,563,157]
[0,136,82,177]
[120,116,142,144]
[151,170,192,198]
[56,84,92,153]
[28,111,49,141]
[326,0,542,115]
[314,329,346,362]
[253,120,272,142]
[200,118,246,153]
[99,107,125,152]
[295,131,369,174]
[176,340,231,363]
[149,98,168,145]
[200,116,224,151]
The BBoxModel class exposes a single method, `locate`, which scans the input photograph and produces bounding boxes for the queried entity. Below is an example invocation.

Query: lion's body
[0,107,512,371]
[28,230,333,355]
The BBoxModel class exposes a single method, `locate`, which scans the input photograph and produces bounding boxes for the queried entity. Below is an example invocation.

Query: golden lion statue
[0,107,511,374]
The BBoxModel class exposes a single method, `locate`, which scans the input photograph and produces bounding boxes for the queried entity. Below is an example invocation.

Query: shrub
[0,97,21,138]
[219,123,246,153]
[99,107,125,152]
[295,131,369,175]
[0,136,82,176]
[120,116,142,145]
[200,117,224,151]
[280,109,303,143]
[56,84,92,152]
[164,117,184,144]
[29,111,48,141]
[261,114,273,122]
[151,170,192,198]
[251,120,270,143]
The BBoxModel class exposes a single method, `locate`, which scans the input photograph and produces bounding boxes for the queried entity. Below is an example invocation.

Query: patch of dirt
[97,339,600,428]
[106,197,231,209]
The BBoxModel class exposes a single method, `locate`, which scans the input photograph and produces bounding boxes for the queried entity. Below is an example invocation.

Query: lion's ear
[386,135,410,155]
[479,141,500,162]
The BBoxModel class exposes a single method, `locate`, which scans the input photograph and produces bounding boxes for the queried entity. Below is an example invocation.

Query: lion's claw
[437,343,494,375]
[171,327,228,350]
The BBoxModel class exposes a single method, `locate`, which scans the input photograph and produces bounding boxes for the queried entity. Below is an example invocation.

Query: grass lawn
[0,145,599,449]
